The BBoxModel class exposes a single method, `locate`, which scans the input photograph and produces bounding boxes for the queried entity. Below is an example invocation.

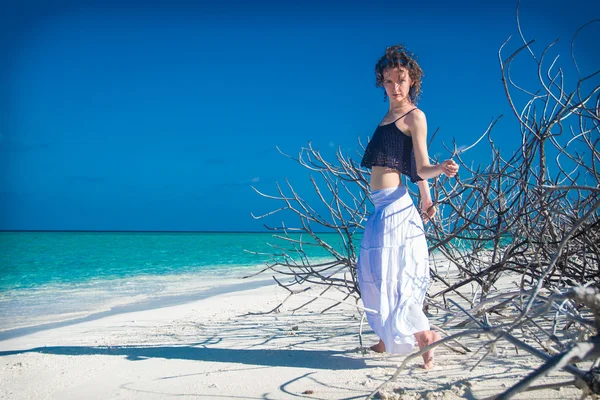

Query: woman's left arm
[409,109,456,222]
[417,179,435,222]
[410,110,459,179]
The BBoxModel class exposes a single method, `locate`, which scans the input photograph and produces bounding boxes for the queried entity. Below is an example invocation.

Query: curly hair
[375,44,424,104]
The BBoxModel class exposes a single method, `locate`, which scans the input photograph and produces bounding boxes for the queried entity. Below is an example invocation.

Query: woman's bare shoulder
[405,108,427,134]
[409,107,426,121]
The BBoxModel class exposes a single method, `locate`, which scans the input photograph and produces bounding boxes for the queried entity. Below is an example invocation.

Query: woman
[358,44,459,369]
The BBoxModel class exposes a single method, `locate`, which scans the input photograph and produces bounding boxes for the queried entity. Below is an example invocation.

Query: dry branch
[250,7,599,399]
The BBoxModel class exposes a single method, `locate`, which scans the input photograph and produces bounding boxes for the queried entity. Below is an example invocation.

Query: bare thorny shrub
[249,10,599,400]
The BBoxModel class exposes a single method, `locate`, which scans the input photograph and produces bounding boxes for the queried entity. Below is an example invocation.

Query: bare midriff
[369,166,403,191]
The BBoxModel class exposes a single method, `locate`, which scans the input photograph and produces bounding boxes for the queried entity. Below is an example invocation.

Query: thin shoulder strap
[393,108,417,123]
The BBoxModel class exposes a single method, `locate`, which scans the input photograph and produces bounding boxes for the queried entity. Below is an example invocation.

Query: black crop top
[360,109,423,183]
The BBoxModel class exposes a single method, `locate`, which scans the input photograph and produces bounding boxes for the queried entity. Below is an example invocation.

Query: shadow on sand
[0,345,368,370]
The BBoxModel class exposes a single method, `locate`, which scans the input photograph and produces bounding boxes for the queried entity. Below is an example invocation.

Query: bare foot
[415,330,441,369]
[369,339,386,353]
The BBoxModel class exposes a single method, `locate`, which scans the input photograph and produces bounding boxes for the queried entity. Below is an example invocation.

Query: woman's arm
[417,179,436,222]
[417,179,432,204]
[409,110,459,179]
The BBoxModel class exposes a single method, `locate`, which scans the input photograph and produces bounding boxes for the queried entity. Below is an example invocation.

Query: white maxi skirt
[357,186,430,354]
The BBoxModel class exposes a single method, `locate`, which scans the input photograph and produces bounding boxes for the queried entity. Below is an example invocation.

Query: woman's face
[383,67,412,104]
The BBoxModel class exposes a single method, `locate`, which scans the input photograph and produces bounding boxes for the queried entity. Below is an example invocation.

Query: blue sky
[1,0,598,231]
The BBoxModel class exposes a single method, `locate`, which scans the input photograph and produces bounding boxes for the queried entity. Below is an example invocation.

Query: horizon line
[0,229,345,234]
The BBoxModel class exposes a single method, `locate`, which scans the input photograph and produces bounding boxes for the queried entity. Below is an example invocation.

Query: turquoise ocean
[0,231,354,333]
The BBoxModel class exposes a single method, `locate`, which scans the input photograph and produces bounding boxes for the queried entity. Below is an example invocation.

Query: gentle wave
[0,264,267,332]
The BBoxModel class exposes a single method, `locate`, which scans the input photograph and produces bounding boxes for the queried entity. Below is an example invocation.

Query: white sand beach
[0,269,589,400]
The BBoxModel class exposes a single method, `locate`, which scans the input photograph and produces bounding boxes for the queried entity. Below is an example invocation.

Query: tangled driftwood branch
[250,6,599,399]
[368,286,600,399]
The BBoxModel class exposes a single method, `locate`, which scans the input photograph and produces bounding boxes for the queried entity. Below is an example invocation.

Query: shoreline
[0,262,273,333]
[1,255,338,334]
[0,276,273,341]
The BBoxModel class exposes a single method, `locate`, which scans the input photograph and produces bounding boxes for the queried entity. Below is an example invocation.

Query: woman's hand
[441,159,459,177]
[421,201,436,223]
